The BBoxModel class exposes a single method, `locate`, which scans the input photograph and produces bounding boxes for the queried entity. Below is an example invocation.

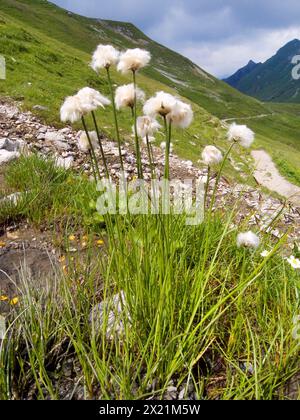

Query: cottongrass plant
[1,47,299,401]
[91,44,124,172]
[119,48,152,179]
[60,87,111,179]
[144,92,193,179]
[136,116,161,177]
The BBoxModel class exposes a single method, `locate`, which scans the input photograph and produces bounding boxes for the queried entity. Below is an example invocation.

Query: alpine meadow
[0,0,299,402]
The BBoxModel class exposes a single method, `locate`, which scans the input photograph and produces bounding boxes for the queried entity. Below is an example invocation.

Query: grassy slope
[0,0,299,186]
[0,2,248,182]
[0,0,268,119]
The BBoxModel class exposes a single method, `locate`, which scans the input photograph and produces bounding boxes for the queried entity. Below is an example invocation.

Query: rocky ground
[1,97,299,236]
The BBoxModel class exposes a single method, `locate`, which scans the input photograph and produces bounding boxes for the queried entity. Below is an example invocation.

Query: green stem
[204,165,211,213]
[146,135,155,179]
[91,111,109,178]
[81,116,101,181]
[132,70,143,179]
[106,67,124,172]
[208,142,235,216]
[88,150,97,182]
[164,118,172,180]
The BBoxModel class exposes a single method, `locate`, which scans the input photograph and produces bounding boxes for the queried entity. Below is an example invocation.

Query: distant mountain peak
[224,39,300,103]
[223,60,260,88]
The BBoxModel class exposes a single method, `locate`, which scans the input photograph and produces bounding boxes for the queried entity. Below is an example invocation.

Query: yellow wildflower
[10,297,19,306]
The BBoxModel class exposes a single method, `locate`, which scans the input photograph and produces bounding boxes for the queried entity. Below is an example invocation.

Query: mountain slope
[225,39,300,103]
[224,60,261,88]
[0,0,269,119]
[0,0,299,187]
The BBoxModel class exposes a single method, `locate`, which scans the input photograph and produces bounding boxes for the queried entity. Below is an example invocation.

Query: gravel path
[251,150,300,206]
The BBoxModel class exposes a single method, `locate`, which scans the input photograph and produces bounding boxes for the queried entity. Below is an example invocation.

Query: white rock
[1,192,23,205]
[55,156,74,169]
[45,131,70,149]
[90,291,131,340]
[0,150,19,165]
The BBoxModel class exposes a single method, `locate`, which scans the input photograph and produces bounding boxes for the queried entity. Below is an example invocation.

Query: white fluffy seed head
[227,123,255,148]
[115,83,145,109]
[143,91,177,117]
[60,95,83,123]
[117,48,151,73]
[167,101,193,128]
[77,131,99,152]
[136,116,161,138]
[237,231,260,249]
[76,87,111,114]
[91,44,120,71]
[201,146,223,165]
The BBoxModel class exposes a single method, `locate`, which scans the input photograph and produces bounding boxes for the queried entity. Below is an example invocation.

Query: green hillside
[0,0,299,186]
[0,0,268,119]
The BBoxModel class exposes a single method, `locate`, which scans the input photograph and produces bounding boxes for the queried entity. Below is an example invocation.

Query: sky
[51,0,300,78]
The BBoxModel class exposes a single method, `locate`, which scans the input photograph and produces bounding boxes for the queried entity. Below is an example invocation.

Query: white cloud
[180,27,300,77]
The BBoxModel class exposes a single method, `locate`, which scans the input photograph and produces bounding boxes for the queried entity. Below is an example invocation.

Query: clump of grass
[0,212,299,399]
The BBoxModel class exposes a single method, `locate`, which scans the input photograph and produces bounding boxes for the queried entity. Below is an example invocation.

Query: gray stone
[46,136,70,150]
[33,105,49,111]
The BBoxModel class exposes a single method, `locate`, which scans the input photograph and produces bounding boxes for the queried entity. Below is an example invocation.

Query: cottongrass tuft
[135,116,161,138]
[115,84,145,110]
[227,123,255,148]
[167,101,193,128]
[76,87,111,113]
[202,145,223,165]
[117,48,151,73]
[60,95,83,123]
[237,231,260,249]
[143,91,177,118]
[91,44,120,71]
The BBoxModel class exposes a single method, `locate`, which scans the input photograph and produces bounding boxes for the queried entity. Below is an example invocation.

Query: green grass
[0,154,101,229]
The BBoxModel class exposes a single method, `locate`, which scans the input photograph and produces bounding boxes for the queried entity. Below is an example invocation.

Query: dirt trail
[222,113,275,123]
[251,150,300,206]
